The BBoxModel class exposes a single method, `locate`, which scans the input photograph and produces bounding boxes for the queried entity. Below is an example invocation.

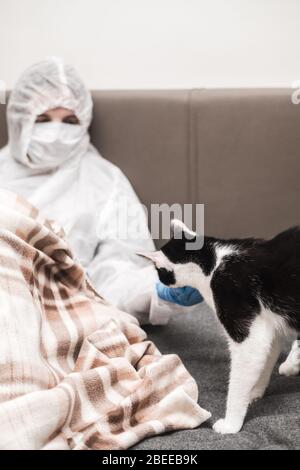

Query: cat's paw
[278,360,300,376]
[213,418,242,434]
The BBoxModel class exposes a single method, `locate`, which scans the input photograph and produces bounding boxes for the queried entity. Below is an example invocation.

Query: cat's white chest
[200,245,237,313]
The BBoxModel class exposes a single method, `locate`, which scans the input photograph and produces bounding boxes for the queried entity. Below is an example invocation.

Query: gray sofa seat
[135,305,300,450]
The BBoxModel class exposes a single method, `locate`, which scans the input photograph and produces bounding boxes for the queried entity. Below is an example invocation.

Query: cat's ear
[136,250,161,263]
[171,219,197,240]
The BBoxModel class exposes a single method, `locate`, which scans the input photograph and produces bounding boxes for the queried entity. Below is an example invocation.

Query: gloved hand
[156,281,204,306]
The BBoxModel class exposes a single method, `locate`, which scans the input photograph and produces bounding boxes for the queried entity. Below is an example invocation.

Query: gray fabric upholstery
[134,306,300,450]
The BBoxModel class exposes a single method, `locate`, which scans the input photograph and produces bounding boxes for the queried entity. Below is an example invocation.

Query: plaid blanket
[0,190,210,450]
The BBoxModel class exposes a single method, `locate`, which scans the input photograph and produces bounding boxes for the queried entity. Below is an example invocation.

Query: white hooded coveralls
[0,58,176,324]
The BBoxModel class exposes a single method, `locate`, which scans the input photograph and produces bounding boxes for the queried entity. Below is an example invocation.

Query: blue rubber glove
[156,281,204,306]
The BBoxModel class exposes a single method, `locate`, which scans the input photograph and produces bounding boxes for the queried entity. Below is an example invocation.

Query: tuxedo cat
[139,220,300,434]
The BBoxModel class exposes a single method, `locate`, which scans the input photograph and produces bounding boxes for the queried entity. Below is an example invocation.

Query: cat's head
[138,219,216,289]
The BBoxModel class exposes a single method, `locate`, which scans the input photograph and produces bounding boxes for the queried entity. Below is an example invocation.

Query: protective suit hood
[7,57,93,170]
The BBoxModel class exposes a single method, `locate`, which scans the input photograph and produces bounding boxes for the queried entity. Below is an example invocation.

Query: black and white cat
[139,220,300,434]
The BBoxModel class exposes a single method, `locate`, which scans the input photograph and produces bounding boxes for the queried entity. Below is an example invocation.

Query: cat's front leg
[250,335,282,403]
[213,317,276,434]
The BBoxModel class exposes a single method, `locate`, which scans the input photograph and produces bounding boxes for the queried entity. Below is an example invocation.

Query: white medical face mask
[27,122,85,169]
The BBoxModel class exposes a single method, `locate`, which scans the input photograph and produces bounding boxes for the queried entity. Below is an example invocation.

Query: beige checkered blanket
[0,190,210,450]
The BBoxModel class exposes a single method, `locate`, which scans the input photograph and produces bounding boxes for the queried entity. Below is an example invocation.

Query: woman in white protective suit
[0,58,204,325]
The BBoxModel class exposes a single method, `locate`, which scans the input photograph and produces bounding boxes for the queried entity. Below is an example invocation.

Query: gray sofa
[0,90,299,449]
